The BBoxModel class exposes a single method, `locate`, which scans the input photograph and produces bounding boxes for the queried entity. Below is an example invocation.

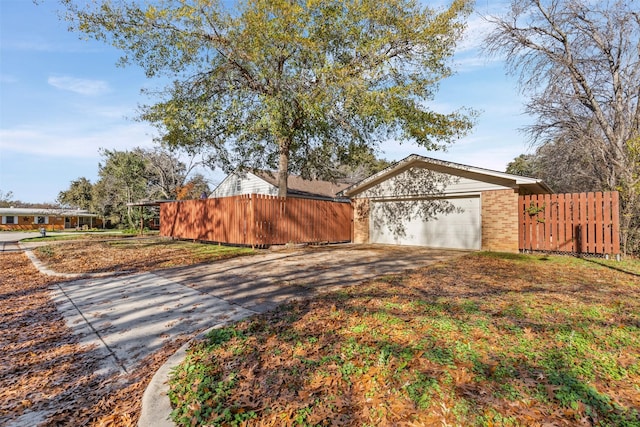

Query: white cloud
[48,75,111,96]
[0,122,156,159]
[457,14,496,54]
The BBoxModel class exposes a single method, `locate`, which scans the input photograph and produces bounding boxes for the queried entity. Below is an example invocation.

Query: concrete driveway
[17,243,466,426]
[154,245,467,312]
[0,231,40,251]
[51,245,466,374]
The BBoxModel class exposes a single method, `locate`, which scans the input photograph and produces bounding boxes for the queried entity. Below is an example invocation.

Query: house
[210,170,351,201]
[0,207,102,231]
[339,154,552,252]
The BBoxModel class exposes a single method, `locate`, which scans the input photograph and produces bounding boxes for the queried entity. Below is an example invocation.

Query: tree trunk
[277,137,290,198]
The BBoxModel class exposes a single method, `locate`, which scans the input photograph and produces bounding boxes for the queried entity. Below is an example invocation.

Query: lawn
[169,252,640,426]
[33,236,255,274]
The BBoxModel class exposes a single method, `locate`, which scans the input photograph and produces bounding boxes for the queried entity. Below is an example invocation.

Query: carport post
[140,206,144,235]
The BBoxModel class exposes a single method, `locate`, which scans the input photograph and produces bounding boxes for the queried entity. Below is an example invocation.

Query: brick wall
[481,189,519,253]
[0,216,65,231]
[352,198,370,244]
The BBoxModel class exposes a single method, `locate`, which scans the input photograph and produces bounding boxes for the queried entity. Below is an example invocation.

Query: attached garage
[341,155,552,253]
[369,196,481,249]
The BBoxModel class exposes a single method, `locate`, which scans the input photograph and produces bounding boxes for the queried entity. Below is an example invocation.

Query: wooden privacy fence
[160,194,353,247]
[519,191,620,256]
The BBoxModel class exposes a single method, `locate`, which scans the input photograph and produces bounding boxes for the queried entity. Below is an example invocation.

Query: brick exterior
[353,192,521,251]
[352,198,370,244]
[0,215,103,231]
[481,189,519,253]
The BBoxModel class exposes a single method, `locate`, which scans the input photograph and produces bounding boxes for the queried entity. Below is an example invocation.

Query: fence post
[611,191,621,257]
[575,224,582,255]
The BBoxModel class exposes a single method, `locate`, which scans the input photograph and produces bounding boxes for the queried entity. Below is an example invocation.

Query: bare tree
[134,147,203,200]
[485,0,640,254]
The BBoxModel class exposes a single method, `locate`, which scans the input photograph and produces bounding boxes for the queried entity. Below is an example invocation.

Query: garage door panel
[370,197,480,250]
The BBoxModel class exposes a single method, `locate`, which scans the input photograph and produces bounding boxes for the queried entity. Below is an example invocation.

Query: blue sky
[0,0,534,203]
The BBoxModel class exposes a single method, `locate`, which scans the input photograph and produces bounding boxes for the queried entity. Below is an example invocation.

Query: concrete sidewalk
[50,272,256,375]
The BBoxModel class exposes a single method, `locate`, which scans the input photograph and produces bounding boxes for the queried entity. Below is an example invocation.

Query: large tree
[60,0,474,197]
[66,148,211,227]
[506,139,602,193]
[97,149,149,228]
[0,190,15,208]
[57,177,94,210]
[134,147,205,200]
[486,0,640,254]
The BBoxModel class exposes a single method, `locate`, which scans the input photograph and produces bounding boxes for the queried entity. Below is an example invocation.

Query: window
[235,179,242,192]
[34,216,48,225]
[2,216,16,224]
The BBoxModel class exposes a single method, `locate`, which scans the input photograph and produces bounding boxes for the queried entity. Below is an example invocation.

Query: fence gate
[519,191,620,256]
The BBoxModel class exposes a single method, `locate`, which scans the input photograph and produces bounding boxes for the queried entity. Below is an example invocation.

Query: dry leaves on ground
[169,253,640,426]
[0,252,188,426]
[34,237,253,274]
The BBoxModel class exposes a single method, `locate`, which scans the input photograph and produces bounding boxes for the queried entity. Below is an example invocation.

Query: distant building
[0,207,102,231]
[210,170,350,201]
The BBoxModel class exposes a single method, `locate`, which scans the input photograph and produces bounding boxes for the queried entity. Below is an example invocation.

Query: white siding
[210,172,278,198]
[2,216,17,225]
[359,167,511,199]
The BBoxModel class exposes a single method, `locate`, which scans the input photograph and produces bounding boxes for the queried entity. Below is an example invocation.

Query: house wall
[352,189,521,252]
[0,215,102,231]
[352,198,370,244]
[210,172,277,198]
[0,215,65,231]
[481,189,519,253]
[356,167,513,199]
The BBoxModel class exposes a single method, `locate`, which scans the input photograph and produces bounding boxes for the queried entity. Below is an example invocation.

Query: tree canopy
[57,177,94,210]
[60,0,474,197]
[486,0,640,254]
[58,148,210,228]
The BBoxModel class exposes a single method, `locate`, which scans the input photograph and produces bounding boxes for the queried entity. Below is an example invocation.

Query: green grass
[588,257,640,276]
[168,252,640,426]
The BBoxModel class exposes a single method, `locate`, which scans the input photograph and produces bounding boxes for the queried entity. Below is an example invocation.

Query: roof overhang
[0,208,99,217]
[339,154,553,197]
[127,200,174,207]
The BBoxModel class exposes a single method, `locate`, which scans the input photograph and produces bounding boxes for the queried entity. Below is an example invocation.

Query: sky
[0,0,535,204]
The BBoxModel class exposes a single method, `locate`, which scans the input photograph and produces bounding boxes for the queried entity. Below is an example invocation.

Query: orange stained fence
[160,194,353,247]
[519,191,620,255]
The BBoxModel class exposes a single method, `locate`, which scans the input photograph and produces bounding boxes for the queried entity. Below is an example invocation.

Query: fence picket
[595,192,603,254]
[160,194,353,247]
[519,196,526,250]
[517,191,620,256]
[612,191,621,254]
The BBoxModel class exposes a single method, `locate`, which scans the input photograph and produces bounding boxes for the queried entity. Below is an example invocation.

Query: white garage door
[370,197,481,250]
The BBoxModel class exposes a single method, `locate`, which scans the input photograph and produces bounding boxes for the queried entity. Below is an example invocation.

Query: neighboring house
[0,207,102,231]
[340,154,552,252]
[210,170,351,201]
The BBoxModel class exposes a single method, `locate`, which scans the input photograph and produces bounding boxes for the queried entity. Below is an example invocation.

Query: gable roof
[253,171,351,199]
[339,154,552,197]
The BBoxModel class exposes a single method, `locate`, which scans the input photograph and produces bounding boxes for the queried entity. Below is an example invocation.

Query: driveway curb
[139,324,230,427]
